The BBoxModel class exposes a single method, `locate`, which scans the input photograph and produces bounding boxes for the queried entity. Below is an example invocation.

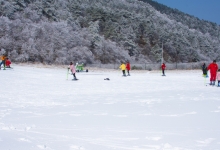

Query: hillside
[0,0,219,65]
[140,0,220,37]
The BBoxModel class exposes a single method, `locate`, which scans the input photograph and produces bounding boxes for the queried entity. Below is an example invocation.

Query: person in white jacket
[69,62,78,80]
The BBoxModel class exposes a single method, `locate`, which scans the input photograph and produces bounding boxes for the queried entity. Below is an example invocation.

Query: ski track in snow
[0,65,220,150]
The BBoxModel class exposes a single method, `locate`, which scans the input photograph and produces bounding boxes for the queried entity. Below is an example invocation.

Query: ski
[1,67,13,69]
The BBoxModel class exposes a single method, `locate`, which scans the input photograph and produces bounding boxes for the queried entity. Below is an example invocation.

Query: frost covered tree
[0,0,219,65]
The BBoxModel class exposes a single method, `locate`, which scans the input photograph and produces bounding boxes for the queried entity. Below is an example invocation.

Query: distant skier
[69,62,78,80]
[119,62,126,76]
[0,54,6,70]
[202,63,208,77]
[126,61,131,76]
[207,60,218,85]
[5,57,11,68]
[75,62,79,72]
[216,69,220,87]
[161,63,166,76]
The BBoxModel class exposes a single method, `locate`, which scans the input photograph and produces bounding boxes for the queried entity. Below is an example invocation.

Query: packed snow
[0,64,220,150]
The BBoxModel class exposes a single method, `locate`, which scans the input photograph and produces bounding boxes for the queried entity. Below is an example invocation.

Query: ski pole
[67,68,69,80]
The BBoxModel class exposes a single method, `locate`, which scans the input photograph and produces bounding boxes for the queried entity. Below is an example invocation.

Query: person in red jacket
[5,58,11,68]
[126,61,131,76]
[161,63,166,76]
[207,60,218,85]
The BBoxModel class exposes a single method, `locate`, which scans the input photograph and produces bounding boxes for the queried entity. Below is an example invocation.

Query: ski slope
[0,64,220,150]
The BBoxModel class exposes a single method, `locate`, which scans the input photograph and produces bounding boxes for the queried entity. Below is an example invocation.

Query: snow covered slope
[0,65,220,150]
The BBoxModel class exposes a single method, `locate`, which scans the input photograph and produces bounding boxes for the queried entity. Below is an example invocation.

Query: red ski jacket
[161,63,166,70]
[6,60,11,66]
[126,63,130,70]
[207,63,218,74]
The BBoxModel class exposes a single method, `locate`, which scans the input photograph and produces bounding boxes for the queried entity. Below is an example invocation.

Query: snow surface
[0,64,220,150]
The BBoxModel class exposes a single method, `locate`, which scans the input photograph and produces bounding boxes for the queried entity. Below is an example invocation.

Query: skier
[216,69,220,87]
[75,62,79,72]
[119,62,126,76]
[126,61,131,76]
[0,54,6,70]
[207,60,218,85]
[5,57,11,68]
[202,63,208,77]
[69,62,78,80]
[161,63,166,76]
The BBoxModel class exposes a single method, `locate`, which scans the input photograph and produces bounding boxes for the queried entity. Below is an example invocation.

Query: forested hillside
[0,0,219,65]
[140,0,220,37]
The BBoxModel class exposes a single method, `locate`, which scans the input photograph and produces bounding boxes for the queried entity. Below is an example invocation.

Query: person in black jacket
[202,63,208,77]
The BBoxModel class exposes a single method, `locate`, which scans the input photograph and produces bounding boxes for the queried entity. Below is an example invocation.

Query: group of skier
[0,54,11,70]
[2,55,218,86]
[202,60,220,86]
[119,61,131,77]
[67,59,219,87]
[68,61,131,80]
[67,61,166,80]
[119,61,166,77]
[2,52,219,86]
